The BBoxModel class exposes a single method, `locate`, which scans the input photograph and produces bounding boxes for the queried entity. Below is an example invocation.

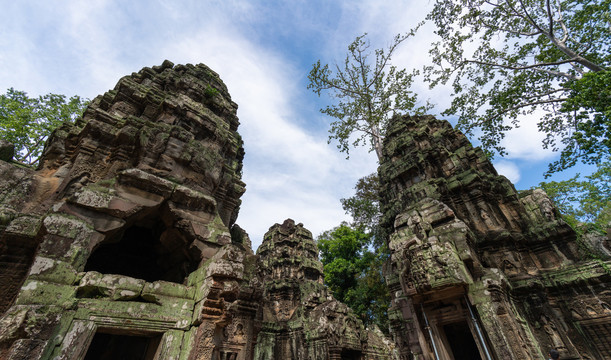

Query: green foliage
[425,0,610,174]
[340,173,383,245]
[555,71,611,172]
[539,161,610,229]
[317,224,390,332]
[204,85,219,98]
[0,88,89,165]
[308,32,432,160]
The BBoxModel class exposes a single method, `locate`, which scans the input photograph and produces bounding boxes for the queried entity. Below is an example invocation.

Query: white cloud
[158,19,379,249]
[499,111,560,162]
[493,160,521,183]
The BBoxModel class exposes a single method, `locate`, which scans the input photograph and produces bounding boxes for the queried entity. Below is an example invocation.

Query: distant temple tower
[379,114,610,360]
[254,219,394,360]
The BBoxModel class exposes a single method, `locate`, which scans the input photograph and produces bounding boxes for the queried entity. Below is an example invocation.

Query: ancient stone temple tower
[0,61,259,359]
[254,219,394,360]
[379,115,611,360]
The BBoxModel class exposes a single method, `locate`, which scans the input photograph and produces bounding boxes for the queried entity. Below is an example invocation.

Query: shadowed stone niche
[253,219,396,360]
[379,114,611,360]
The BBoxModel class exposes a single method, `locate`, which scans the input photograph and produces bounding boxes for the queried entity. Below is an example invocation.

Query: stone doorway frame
[53,316,186,360]
[419,295,493,360]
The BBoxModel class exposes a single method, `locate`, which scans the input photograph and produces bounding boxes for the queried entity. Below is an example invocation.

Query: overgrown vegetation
[308,32,432,160]
[424,0,610,174]
[539,161,610,230]
[317,224,390,333]
[0,88,89,166]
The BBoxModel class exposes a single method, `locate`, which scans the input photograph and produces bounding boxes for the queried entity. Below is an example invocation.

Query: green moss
[16,280,77,307]
[204,85,219,98]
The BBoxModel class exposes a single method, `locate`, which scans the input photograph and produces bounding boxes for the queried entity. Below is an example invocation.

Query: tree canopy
[425,0,610,173]
[340,173,380,234]
[0,88,89,166]
[308,32,431,160]
[317,224,390,332]
[539,161,610,229]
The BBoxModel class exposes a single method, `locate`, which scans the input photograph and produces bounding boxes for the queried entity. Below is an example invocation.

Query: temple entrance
[420,296,491,360]
[341,349,362,360]
[443,321,483,360]
[84,332,161,360]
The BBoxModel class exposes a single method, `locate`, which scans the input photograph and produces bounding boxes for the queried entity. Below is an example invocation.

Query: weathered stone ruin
[0,62,392,360]
[379,114,611,360]
[1,62,609,360]
[254,219,393,360]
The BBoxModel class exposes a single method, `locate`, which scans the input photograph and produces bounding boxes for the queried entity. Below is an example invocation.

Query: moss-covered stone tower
[379,114,611,360]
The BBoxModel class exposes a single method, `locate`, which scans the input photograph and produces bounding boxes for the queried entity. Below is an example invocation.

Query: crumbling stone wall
[379,114,611,360]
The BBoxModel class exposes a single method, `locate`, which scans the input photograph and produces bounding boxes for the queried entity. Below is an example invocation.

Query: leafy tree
[340,173,383,245]
[539,161,610,229]
[317,224,390,332]
[425,0,610,174]
[308,32,431,160]
[340,173,380,231]
[0,88,89,166]
[559,71,611,171]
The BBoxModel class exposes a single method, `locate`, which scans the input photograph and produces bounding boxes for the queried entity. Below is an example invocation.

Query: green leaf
[0,88,89,166]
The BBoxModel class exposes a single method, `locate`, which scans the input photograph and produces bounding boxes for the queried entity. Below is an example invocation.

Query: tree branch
[484,97,568,124]
[546,0,554,36]
[464,58,580,79]
[314,67,367,98]
[523,88,569,101]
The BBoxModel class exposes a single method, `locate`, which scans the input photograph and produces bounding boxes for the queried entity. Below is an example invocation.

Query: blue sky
[0,1,590,249]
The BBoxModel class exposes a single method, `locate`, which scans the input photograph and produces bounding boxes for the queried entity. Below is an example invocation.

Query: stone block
[15,280,76,306]
[4,214,43,238]
[156,330,185,360]
[27,257,77,285]
[142,281,193,300]
[118,168,175,197]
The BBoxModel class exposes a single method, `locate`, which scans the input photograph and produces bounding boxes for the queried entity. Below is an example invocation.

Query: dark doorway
[0,236,38,314]
[84,332,161,360]
[443,321,483,360]
[341,349,362,360]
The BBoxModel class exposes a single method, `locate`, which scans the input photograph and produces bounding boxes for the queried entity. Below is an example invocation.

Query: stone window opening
[84,218,198,284]
[84,331,162,360]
